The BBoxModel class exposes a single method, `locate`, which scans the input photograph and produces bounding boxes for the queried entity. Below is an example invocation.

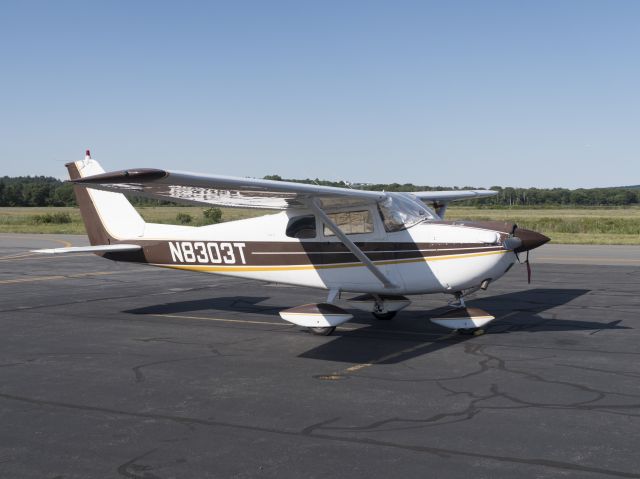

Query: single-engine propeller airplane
[35,151,549,335]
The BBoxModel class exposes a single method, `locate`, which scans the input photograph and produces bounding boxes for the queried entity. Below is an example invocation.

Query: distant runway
[1,233,639,478]
[533,243,640,266]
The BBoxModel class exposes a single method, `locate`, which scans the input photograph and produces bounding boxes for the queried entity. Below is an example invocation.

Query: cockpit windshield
[378,192,437,232]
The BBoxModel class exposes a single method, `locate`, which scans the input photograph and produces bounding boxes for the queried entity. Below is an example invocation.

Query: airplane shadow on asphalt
[126,296,281,315]
[125,288,629,365]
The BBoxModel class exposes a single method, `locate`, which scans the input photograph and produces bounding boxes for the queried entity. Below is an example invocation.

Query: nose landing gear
[429,291,495,335]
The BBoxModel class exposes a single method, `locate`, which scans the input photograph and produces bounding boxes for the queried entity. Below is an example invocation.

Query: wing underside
[71,166,496,210]
[71,168,385,210]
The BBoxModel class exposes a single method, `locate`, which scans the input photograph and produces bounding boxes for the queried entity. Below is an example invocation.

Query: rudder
[66,151,145,245]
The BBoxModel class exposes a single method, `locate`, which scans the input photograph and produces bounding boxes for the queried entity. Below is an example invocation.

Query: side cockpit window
[323,210,374,236]
[286,215,317,239]
[377,193,435,232]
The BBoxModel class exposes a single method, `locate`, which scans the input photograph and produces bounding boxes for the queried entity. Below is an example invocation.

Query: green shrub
[203,207,223,224]
[176,213,193,224]
[31,212,72,224]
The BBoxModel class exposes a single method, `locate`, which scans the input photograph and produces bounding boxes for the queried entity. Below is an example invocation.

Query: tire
[308,326,336,336]
[459,328,484,336]
[372,311,397,320]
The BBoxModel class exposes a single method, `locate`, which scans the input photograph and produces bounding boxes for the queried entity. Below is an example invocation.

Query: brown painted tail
[66,153,145,245]
[66,161,114,245]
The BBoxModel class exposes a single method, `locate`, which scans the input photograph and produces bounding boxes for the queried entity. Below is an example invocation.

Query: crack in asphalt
[556,363,640,379]
[0,391,638,478]
[312,341,640,439]
[116,448,161,479]
[131,353,224,383]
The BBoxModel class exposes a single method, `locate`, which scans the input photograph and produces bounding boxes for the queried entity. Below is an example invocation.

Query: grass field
[448,207,640,245]
[1,206,639,244]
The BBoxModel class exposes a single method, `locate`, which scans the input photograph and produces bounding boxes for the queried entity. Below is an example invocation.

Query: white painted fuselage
[144,210,517,296]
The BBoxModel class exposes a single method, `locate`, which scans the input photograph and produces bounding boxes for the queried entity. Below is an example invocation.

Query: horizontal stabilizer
[32,244,142,254]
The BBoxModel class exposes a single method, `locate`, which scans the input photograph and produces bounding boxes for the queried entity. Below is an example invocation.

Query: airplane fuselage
[103,211,519,296]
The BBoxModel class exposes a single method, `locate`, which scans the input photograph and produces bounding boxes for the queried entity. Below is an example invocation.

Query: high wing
[413,190,497,218]
[71,168,386,210]
[413,190,497,203]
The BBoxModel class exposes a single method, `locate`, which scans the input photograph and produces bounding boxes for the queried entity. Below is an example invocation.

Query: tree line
[264,175,640,207]
[0,176,171,207]
[2,175,639,207]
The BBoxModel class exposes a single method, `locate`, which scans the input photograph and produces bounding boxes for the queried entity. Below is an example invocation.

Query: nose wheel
[308,326,337,336]
[430,291,495,333]
[372,310,397,320]
[458,328,486,336]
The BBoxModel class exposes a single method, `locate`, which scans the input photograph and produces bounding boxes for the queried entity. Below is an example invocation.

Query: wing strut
[309,198,396,289]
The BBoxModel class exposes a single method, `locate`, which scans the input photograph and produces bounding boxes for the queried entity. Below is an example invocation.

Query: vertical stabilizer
[66,151,145,244]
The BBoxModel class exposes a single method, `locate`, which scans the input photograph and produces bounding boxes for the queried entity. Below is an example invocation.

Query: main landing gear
[308,326,337,336]
[278,290,352,336]
[278,292,413,336]
[347,294,411,320]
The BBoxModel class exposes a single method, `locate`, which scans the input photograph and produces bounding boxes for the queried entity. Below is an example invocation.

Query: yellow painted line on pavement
[0,252,40,261]
[0,235,74,261]
[342,331,459,374]
[336,311,519,376]
[118,310,529,379]
[0,235,73,248]
[146,313,461,340]
[147,313,460,340]
[0,253,95,263]
[0,271,120,285]
[151,313,290,327]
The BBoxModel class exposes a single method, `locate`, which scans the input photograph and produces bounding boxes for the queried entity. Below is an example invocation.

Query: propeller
[505,226,549,284]
[513,250,532,283]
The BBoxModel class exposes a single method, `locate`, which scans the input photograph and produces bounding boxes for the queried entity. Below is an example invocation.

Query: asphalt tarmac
[1,234,639,478]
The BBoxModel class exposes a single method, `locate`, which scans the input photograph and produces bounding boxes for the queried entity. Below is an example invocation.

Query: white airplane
[35,151,549,336]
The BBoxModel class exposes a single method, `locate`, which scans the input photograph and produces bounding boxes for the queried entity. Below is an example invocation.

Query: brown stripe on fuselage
[103,239,507,268]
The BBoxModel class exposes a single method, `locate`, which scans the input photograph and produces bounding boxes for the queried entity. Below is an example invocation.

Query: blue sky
[1,1,638,188]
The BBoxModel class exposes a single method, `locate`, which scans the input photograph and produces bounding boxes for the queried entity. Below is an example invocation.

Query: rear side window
[323,210,374,236]
[286,215,316,239]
